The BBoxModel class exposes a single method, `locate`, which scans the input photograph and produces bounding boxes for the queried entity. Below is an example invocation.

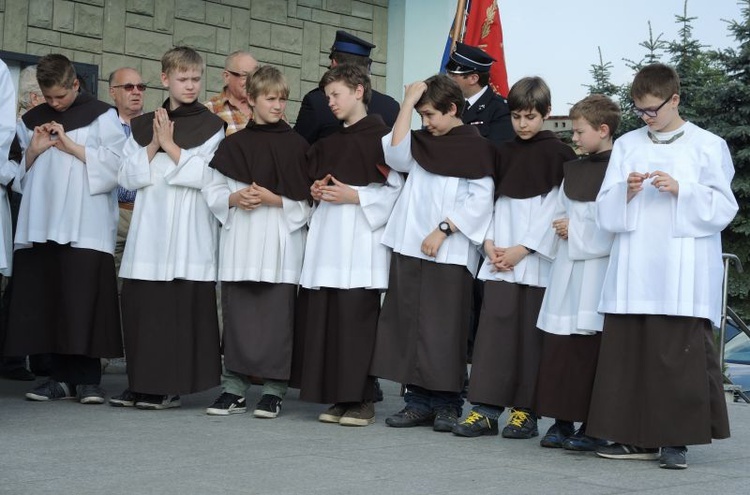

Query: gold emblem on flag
[481,3,496,39]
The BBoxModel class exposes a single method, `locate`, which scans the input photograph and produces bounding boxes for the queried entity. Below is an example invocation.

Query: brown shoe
[339,401,375,426]
[318,403,349,423]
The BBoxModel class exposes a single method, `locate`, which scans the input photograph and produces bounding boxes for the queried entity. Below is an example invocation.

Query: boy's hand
[250,182,282,207]
[319,176,359,204]
[403,81,428,107]
[627,171,650,202]
[552,217,569,240]
[153,108,175,147]
[310,174,332,201]
[25,124,58,169]
[229,186,262,210]
[47,121,85,162]
[421,229,446,258]
[496,245,530,270]
[650,170,679,196]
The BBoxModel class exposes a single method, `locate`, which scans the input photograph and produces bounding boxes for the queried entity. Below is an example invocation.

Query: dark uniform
[295,87,399,144]
[294,29,400,145]
[447,42,513,148]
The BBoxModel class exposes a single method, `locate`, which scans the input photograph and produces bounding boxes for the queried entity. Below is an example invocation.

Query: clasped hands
[484,240,530,272]
[229,183,280,210]
[27,121,81,167]
[310,174,359,204]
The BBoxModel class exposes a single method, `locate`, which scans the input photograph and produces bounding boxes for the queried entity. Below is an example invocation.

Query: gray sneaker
[25,380,75,401]
[77,384,106,404]
[659,446,688,469]
[339,402,375,426]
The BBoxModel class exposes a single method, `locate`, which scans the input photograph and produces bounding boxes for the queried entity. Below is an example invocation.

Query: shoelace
[508,409,529,427]
[463,411,484,425]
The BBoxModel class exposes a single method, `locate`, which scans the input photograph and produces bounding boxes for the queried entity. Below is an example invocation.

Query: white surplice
[0,61,16,276]
[596,123,738,326]
[118,130,224,281]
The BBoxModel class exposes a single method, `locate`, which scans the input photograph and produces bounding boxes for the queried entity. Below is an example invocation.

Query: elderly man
[205,51,258,135]
[108,67,145,276]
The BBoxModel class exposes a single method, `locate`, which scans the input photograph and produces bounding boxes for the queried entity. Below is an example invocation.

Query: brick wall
[0,0,390,122]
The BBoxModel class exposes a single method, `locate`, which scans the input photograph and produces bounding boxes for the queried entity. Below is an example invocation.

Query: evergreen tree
[586,47,619,96]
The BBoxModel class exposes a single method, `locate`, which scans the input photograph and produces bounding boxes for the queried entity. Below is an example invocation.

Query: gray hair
[18,65,42,115]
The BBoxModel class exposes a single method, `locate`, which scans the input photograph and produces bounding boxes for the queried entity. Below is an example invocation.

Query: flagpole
[451,0,468,52]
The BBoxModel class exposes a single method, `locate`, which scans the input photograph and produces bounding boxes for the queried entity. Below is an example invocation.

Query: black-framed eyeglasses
[225,70,249,79]
[632,96,672,118]
[111,83,147,92]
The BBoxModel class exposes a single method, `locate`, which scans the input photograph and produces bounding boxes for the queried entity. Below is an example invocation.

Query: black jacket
[294,87,400,144]
[462,88,514,147]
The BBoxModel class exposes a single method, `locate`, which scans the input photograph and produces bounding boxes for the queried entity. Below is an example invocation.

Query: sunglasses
[111,83,147,92]
[225,70,249,79]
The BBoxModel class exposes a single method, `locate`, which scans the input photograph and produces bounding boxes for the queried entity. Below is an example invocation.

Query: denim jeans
[404,384,463,416]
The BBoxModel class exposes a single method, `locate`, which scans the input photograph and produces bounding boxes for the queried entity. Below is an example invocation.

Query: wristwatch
[438,221,453,237]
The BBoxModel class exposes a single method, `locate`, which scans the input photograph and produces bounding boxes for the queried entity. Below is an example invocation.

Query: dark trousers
[50,354,101,385]
[404,384,463,415]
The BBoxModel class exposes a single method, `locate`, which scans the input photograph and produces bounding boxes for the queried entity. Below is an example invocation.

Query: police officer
[446,42,513,147]
[294,30,400,144]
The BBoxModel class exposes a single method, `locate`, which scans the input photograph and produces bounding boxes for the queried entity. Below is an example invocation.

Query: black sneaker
[453,410,499,437]
[659,446,688,469]
[374,379,384,402]
[77,384,105,405]
[206,392,246,416]
[135,394,181,410]
[433,407,459,432]
[562,425,608,451]
[2,366,35,381]
[25,380,75,401]
[109,389,143,407]
[540,420,575,448]
[253,394,282,419]
[501,408,539,439]
[385,407,435,428]
[596,443,659,460]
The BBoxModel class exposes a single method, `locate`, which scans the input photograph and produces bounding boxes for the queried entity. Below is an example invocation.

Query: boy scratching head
[507,76,551,141]
[569,94,620,155]
[160,46,204,110]
[36,54,79,113]
[319,63,371,126]
[246,66,289,126]
[630,63,684,133]
[415,74,464,136]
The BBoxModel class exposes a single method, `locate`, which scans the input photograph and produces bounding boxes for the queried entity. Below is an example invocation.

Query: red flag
[462,0,509,97]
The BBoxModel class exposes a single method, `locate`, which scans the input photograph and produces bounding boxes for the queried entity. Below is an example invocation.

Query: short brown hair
[507,76,551,115]
[416,74,465,117]
[36,54,76,89]
[161,46,203,75]
[319,63,372,105]
[631,63,680,100]
[330,51,372,70]
[569,94,621,137]
[246,65,289,100]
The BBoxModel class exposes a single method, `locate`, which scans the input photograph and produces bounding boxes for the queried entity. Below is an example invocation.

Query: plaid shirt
[204,89,251,136]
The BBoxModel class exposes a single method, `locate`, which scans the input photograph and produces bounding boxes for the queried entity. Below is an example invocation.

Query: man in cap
[294,30,400,144]
[447,42,513,147]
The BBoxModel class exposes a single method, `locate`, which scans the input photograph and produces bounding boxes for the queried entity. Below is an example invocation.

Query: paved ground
[1,368,749,495]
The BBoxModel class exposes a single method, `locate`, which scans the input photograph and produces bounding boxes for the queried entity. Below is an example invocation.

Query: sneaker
[453,410,499,437]
[433,407,459,432]
[339,401,375,426]
[501,408,539,439]
[319,403,349,423]
[596,443,659,460]
[25,380,75,401]
[562,425,608,451]
[253,394,282,419]
[540,420,575,448]
[135,394,181,410]
[109,389,143,408]
[206,392,246,416]
[659,446,688,470]
[77,384,105,405]
[385,407,435,428]
[2,366,35,381]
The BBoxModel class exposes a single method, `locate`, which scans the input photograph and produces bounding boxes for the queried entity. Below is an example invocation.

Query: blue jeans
[404,384,463,416]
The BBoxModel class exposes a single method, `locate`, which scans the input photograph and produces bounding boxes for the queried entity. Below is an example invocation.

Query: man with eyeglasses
[205,51,258,136]
[108,67,145,292]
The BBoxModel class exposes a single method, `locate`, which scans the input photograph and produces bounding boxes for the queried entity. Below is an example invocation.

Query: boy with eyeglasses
[586,63,736,469]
